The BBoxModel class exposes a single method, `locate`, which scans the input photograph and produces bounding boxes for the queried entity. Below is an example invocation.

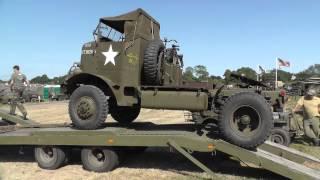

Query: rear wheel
[81,147,119,172]
[34,146,68,170]
[69,85,108,130]
[111,106,140,124]
[218,92,273,149]
[270,128,291,146]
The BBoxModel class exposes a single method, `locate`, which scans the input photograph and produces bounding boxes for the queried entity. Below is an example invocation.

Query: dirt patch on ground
[0,101,315,180]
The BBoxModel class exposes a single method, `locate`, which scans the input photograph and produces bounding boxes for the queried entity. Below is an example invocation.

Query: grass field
[0,101,319,180]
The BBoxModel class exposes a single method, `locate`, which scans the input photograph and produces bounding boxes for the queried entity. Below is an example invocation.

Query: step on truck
[61,8,287,149]
[0,111,319,179]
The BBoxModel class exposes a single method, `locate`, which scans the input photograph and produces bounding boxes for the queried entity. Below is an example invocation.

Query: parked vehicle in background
[23,89,41,103]
[285,77,320,97]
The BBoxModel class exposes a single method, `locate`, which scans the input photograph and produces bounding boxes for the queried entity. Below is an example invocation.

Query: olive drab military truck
[62,9,273,149]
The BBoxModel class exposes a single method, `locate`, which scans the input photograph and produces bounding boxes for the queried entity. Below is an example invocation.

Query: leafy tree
[30,74,51,84]
[182,66,196,82]
[209,75,224,84]
[296,64,320,80]
[30,74,67,84]
[235,67,257,80]
[51,75,67,84]
[223,69,234,84]
[194,65,209,81]
[277,69,292,82]
[262,69,292,83]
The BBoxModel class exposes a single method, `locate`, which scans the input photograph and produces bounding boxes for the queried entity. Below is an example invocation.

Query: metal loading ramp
[210,140,320,180]
[0,110,320,179]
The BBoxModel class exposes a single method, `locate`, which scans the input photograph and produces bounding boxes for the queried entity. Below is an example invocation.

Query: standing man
[294,87,320,146]
[8,65,29,120]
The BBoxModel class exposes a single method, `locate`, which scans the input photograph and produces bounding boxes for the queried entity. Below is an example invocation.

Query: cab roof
[100,8,160,33]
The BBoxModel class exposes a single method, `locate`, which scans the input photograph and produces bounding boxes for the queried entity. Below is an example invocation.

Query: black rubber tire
[218,92,273,149]
[143,40,165,85]
[270,128,291,146]
[111,106,140,124]
[81,147,119,172]
[34,146,68,170]
[69,85,108,130]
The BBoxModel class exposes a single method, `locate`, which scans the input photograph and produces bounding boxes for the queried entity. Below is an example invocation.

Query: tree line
[1,64,318,85]
[183,64,320,84]
[29,74,67,84]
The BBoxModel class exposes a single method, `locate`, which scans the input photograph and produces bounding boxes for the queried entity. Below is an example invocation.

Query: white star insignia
[102,45,119,65]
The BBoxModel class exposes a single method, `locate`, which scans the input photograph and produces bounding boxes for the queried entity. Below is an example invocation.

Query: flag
[258,65,265,74]
[278,58,290,67]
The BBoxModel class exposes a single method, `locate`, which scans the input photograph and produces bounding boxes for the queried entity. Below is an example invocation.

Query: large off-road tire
[218,92,273,149]
[143,40,165,85]
[270,128,291,146]
[111,106,140,124]
[34,146,69,170]
[69,85,108,130]
[81,147,119,172]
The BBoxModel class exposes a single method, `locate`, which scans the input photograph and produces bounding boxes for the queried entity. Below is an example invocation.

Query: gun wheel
[270,128,291,146]
[218,92,273,149]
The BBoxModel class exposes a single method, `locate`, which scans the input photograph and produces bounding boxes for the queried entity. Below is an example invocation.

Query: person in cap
[294,87,320,145]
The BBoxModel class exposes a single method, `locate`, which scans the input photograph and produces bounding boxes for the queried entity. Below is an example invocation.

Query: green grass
[290,140,320,159]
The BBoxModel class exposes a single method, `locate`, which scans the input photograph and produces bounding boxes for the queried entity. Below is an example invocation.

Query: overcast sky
[0,0,319,80]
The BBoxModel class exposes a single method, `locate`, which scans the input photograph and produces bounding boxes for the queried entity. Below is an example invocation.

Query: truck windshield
[94,22,125,42]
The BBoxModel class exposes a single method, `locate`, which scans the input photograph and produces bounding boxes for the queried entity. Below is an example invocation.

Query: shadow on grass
[0,146,35,163]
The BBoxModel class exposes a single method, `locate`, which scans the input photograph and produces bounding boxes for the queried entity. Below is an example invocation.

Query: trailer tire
[69,85,108,130]
[34,146,68,170]
[218,92,273,149]
[111,106,140,124]
[270,128,291,146]
[81,147,119,172]
[143,40,165,85]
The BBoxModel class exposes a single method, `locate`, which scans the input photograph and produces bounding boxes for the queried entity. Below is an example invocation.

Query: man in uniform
[294,87,320,145]
[8,65,29,120]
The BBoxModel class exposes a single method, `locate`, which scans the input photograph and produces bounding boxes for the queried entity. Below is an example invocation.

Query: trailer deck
[0,110,319,179]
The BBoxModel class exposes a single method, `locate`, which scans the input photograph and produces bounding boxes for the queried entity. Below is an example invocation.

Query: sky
[0,0,319,80]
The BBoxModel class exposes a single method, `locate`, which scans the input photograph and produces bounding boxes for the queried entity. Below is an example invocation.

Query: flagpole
[275,58,278,89]
[257,65,259,81]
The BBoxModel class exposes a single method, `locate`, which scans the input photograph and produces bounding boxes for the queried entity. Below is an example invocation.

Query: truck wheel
[81,147,119,172]
[143,40,165,85]
[270,128,291,146]
[69,85,108,130]
[31,98,38,103]
[34,146,68,170]
[111,106,140,124]
[218,92,273,149]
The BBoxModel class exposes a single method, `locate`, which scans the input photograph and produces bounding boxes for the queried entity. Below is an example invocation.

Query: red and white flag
[277,58,290,67]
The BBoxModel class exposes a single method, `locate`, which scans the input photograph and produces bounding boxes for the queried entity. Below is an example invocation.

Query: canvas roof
[100,8,160,33]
